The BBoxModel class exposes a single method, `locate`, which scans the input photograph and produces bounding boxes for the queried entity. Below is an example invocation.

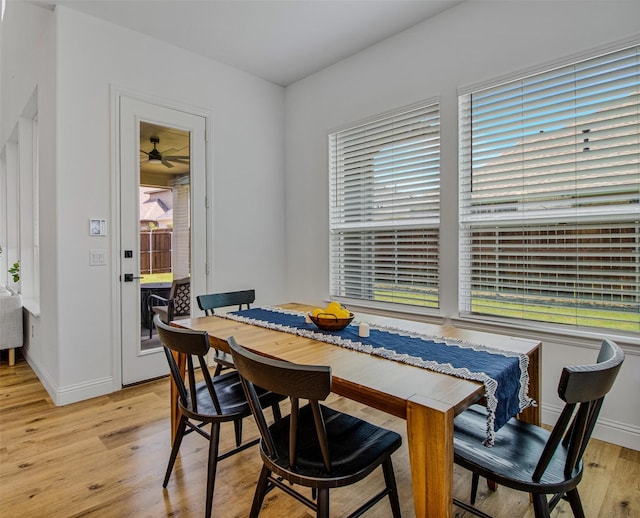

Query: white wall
[2,4,286,403]
[53,6,285,397]
[284,0,640,449]
[0,2,56,387]
[0,3,52,144]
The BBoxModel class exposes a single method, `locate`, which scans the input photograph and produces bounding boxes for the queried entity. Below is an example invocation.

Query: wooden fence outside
[140,229,172,274]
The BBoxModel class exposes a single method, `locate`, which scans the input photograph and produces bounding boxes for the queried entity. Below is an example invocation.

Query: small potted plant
[8,261,20,283]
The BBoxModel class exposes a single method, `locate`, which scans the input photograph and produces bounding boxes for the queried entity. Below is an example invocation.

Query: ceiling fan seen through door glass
[140,136,189,168]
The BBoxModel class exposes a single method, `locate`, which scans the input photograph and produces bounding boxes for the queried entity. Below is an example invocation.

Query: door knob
[123,273,143,282]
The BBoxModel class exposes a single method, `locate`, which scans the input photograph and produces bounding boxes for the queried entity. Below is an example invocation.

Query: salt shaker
[358,322,370,338]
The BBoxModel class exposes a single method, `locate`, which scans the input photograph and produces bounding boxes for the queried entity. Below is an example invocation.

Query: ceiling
[30,0,464,186]
[34,0,464,86]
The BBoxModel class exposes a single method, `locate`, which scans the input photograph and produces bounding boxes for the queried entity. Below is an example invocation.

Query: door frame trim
[110,85,211,390]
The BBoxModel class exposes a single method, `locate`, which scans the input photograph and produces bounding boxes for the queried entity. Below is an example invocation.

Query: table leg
[407,395,455,518]
[520,346,541,426]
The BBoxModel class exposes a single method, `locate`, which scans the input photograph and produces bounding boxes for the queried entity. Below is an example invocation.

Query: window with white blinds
[459,45,640,333]
[329,102,440,309]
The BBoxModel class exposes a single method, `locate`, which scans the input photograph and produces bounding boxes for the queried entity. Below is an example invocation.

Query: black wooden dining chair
[453,339,624,518]
[154,316,284,518]
[228,336,403,518]
[196,289,255,376]
[149,276,191,338]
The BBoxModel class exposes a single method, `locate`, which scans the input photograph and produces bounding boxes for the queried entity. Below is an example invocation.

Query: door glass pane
[138,122,191,351]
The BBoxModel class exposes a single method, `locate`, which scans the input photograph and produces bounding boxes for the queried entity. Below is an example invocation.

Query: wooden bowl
[309,312,354,331]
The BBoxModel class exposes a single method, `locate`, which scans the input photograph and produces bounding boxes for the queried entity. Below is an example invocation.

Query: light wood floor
[1,354,638,517]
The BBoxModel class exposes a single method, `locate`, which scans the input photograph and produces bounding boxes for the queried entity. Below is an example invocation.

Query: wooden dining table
[173,303,541,518]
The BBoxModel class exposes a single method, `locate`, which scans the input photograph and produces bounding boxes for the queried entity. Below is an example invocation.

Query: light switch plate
[90,249,107,266]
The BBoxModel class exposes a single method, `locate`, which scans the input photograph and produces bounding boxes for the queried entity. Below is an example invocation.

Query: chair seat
[183,371,284,423]
[151,305,189,321]
[264,403,402,487]
[454,405,579,494]
[151,305,169,319]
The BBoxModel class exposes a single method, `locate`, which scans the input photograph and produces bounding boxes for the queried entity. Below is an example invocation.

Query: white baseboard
[54,376,114,406]
[24,351,57,402]
[24,350,114,406]
[542,404,640,451]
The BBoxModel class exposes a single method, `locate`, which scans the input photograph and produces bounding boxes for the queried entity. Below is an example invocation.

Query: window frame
[458,43,640,338]
[328,100,441,313]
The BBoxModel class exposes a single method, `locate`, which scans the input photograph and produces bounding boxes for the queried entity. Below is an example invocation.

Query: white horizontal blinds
[459,45,640,332]
[467,47,640,215]
[330,102,440,308]
[464,224,640,330]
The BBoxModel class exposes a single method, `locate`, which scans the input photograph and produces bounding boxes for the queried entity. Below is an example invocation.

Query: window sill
[454,315,640,352]
[21,298,40,317]
[335,299,640,353]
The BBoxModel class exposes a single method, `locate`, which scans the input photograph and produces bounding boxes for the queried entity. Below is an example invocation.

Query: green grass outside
[141,273,174,284]
[375,290,438,308]
[373,287,639,332]
[472,298,639,332]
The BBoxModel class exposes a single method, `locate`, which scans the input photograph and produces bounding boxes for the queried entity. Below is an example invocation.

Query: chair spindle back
[155,315,223,415]
[533,339,624,481]
[197,289,255,316]
[228,336,333,471]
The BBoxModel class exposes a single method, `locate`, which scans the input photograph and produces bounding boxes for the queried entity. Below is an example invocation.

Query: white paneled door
[119,96,206,385]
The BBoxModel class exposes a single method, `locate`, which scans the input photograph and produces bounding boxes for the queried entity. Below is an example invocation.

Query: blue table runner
[222,307,536,446]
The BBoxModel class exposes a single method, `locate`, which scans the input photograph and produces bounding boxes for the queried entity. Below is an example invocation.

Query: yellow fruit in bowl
[337,308,351,319]
[325,301,342,314]
[309,303,353,330]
